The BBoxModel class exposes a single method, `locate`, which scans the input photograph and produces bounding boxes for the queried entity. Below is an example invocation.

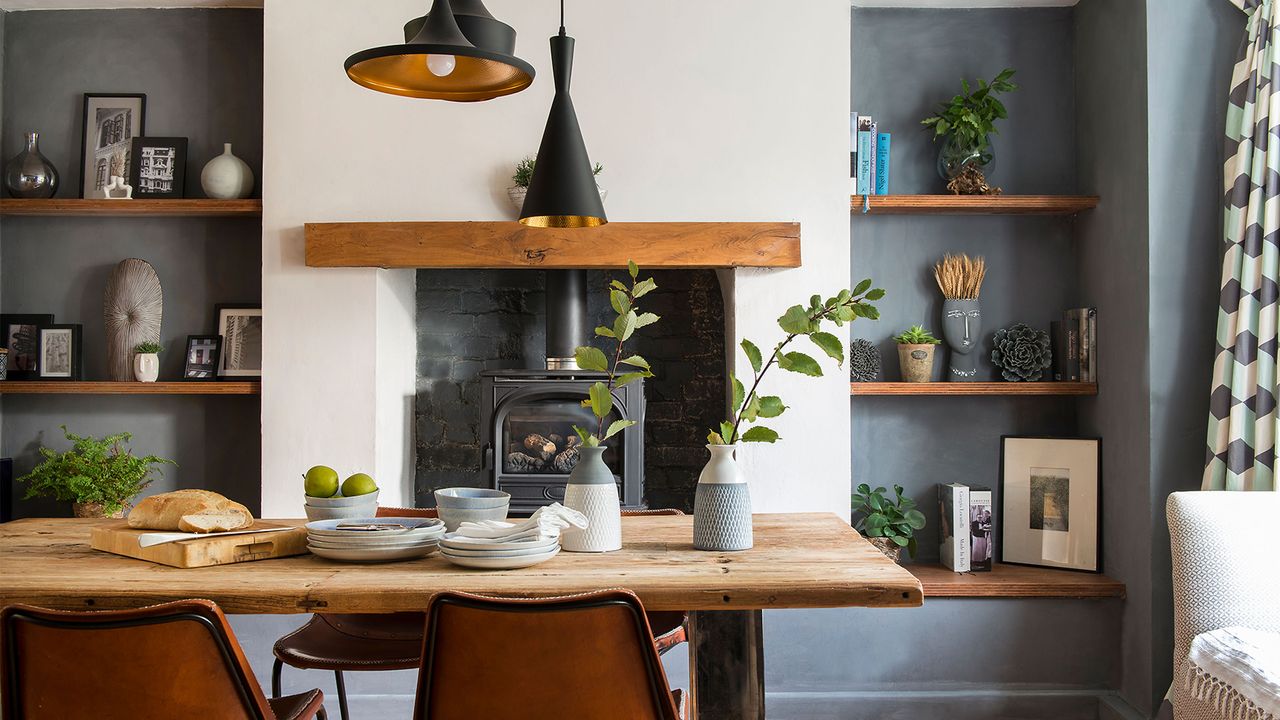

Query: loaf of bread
[127,489,254,533]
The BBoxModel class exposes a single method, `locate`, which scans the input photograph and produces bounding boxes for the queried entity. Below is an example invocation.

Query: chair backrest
[414,589,680,720]
[1,599,275,720]
[1167,491,1280,664]
[622,508,685,516]
[377,506,438,518]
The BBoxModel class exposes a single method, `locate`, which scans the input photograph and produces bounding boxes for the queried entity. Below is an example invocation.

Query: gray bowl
[303,501,379,521]
[304,489,380,508]
[434,488,510,532]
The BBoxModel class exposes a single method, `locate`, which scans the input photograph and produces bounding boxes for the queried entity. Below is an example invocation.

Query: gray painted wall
[1,9,263,516]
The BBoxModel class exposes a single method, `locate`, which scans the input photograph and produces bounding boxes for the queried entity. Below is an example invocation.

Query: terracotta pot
[73,502,125,519]
[897,343,936,382]
[867,536,903,563]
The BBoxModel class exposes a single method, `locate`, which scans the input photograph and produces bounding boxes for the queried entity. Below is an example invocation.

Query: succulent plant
[849,338,881,382]
[893,325,941,345]
[991,322,1052,381]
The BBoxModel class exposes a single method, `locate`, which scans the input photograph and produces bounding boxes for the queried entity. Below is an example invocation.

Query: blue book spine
[875,133,891,195]
[856,131,873,195]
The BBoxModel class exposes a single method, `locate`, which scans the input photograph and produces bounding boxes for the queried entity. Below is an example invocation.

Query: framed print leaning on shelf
[80,93,146,198]
[184,335,222,379]
[216,305,262,378]
[38,324,82,381]
[0,314,53,380]
[998,436,1102,573]
[129,137,187,198]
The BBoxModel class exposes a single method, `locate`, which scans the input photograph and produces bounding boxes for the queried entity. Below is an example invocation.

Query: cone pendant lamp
[345,0,534,102]
[520,2,607,228]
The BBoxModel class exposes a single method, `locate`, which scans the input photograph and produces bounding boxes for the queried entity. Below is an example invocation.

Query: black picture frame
[183,335,223,380]
[0,314,53,380]
[38,324,83,381]
[80,93,147,199]
[215,304,262,379]
[997,435,1103,574]
[129,137,188,198]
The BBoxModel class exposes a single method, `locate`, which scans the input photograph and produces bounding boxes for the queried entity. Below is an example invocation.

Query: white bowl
[303,489,380,508]
[434,487,510,510]
[303,502,379,521]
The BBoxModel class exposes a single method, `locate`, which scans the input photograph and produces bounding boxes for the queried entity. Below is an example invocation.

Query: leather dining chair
[0,599,326,720]
[272,506,689,720]
[414,588,683,720]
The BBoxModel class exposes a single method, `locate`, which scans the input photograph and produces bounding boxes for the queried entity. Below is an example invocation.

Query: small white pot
[133,353,159,383]
[201,143,255,200]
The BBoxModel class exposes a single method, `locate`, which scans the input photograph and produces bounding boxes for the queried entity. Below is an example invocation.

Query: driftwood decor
[103,259,162,381]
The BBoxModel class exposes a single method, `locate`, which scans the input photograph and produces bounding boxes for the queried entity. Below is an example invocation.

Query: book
[968,486,993,572]
[938,483,970,572]
[850,113,860,194]
[1063,309,1081,381]
[1083,307,1098,382]
[875,133,891,195]
[1050,320,1065,381]
[857,116,874,196]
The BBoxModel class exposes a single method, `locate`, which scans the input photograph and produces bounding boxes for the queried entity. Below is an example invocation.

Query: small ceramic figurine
[102,176,133,199]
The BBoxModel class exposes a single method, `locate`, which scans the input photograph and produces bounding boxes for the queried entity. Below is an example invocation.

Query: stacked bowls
[305,516,444,563]
[439,534,561,570]
[303,490,379,521]
[434,488,510,531]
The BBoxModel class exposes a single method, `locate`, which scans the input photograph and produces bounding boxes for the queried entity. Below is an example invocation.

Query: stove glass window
[501,397,624,475]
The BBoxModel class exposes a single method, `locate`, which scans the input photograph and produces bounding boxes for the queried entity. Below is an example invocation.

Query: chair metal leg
[271,658,283,699]
[334,670,350,720]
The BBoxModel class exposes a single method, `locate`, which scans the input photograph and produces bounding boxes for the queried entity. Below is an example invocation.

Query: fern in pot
[18,426,175,518]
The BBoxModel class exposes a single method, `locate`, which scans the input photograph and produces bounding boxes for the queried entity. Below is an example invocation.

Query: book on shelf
[850,113,860,194]
[875,133,891,195]
[968,486,993,572]
[1061,307,1097,382]
[857,116,875,196]
[938,483,970,572]
[1050,320,1066,381]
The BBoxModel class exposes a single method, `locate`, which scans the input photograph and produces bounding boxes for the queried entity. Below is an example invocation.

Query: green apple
[303,465,339,498]
[341,473,378,497]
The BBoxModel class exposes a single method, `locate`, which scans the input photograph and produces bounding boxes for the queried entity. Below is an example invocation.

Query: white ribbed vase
[560,445,622,552]
[693,443,754,551]
[200,143,254,199]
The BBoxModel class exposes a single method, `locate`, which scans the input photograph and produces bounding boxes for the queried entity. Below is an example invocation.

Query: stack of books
[1050,307,1098,382]
[938,483,994,573]
[851,112,890,196]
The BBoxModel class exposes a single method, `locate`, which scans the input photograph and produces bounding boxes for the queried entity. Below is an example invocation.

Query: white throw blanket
[449,503,588,544]
[1186,626,1280,720]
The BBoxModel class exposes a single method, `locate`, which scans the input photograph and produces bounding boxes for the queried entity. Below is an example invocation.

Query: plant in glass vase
[694,280,884,551]
[921,67,1017,195]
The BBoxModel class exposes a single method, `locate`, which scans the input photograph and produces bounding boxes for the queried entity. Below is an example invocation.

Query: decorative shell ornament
[104,259,163,381]
[991,322,1052,382]
[849,338,881,382]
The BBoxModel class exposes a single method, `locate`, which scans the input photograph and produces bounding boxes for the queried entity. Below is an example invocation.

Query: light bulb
[426,54,456,77]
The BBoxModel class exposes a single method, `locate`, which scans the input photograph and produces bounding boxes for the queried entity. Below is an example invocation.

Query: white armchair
[1168,491,1280,719]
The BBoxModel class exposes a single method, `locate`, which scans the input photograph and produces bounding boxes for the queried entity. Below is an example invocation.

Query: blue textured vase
[693,444,754,551]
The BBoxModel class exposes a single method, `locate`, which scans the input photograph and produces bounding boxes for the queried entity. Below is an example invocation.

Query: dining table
[0,511,923,719]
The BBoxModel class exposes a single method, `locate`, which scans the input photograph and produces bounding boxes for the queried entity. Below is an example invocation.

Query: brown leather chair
[272,506,689,720]
[0,599,326,720]
[415,588,683,720]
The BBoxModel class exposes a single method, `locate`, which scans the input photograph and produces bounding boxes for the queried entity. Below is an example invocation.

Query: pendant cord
[560,0,566,34]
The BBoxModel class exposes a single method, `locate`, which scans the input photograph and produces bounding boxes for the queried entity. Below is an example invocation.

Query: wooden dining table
[0,512,923,718]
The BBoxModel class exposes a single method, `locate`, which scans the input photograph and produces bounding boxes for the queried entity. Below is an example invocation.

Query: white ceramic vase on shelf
[693,443,754,551]
[560,445,622,553]
[201,143,254,199]
[133,353,159,383]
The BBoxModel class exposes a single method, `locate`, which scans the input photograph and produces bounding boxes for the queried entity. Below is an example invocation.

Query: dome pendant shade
[345,0,535,102]
[520,33,607,228]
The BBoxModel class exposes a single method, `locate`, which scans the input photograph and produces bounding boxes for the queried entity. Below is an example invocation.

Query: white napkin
[454,503,588,542]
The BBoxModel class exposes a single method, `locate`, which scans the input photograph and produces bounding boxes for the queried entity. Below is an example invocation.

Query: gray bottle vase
[941,298,982,381]
[4,132,58,199]
[693,444,754,551]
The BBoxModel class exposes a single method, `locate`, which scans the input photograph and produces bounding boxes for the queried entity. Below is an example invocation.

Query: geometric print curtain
[1205,0,1280,491]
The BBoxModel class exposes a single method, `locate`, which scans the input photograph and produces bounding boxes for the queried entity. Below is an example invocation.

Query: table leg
[687,610,765,720]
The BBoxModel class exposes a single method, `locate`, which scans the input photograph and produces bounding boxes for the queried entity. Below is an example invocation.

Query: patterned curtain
[1205,0,1280,491]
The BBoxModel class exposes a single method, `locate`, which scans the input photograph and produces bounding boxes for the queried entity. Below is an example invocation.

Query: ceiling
[853,0,1078,6]
[0,0,261,9]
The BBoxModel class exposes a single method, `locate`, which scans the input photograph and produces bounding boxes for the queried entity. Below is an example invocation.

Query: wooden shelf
[851,382,1097,396]
[852,195,1099,215]
[0,199,262,217]
[911,563,1125,599]
[304,221,801,269]
[0,381,260,395]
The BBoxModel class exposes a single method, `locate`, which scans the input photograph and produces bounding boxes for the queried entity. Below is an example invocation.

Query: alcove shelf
[0,199,262,217]
[851,382,1098,396]
[851,195,1099,215]
[0,381,260,395]
[910,563,1125,599]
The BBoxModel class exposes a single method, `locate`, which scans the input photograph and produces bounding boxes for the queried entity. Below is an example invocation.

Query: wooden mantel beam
[304,221,801,269]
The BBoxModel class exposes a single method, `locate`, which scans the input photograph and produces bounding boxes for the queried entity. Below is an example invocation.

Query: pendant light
[345,0,535,103]
[519,0,607,228]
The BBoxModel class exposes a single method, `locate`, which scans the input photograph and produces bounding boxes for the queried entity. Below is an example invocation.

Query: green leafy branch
[572,261,659,448]
[18,425,175,515]
[709,279,884,445]
[921,68,1017,156]
[851,483,927,558]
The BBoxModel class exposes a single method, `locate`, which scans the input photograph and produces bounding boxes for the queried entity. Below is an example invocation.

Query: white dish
[439,535,559,552]
[308,527,443,545]
[307,537,439,551]
[440,546,560,569]
[306,517,443,537]
[437,542,559,558]
[303,490,380,508]
[307,543,438,563]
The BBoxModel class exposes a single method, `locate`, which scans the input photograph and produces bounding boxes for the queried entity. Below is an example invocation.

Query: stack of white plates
[438,534,561,569]
[305,517,445,563]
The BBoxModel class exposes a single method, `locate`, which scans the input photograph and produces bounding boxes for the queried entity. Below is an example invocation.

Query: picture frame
[128,137,188,198]
[216,305,262,378]
[998,436,1102,573]
[80,93,146,199]
[0,314,53,380]
[38,324,83,381]
[184,335,223,379]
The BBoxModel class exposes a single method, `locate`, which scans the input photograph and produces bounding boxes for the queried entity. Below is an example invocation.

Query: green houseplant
[18,426,175,518]
[851,483,927,562]
[893,324,941,383]
[921,68,1017,194]
[133,341,162,383]
[508,155,604,212]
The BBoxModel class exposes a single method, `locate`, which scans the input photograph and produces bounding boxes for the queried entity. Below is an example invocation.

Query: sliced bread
[128,489,253,532]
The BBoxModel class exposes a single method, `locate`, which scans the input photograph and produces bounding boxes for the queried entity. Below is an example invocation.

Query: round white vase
[201,143,254,200]
[560,445,622,553]
[133,353,159,383]
[693,443,754,551]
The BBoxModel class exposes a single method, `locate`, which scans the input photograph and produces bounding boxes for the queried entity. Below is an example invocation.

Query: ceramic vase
[561,445,622,553]
[941,298,982,382]
[133,353,159,383]
[200,143,254,199]
[897,344,935,382]
[693,444,754,551]
[4,131,59,199]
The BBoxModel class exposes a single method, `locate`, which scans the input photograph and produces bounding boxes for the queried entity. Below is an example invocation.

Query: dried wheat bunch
[933,253,986,300]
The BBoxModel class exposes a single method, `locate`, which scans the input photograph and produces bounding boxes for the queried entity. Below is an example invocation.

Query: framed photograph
[999,436,1102,573]
[38,324,83,380]
[80,93,146,198]
[0,314,53,380]
[216,305,262,378]
[129,137,187,198]
[184,335,223,379]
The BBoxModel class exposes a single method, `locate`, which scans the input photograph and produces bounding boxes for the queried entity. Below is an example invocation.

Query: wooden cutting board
[90,521,308,568]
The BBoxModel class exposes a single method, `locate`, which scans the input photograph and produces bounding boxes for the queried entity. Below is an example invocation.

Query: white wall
[261,0,852,517]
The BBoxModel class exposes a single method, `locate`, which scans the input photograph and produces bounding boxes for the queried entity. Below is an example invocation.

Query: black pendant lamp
[519,0,607,228]
[345,0,535,103]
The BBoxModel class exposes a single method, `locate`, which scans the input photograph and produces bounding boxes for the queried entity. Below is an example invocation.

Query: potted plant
[921,68,1017,194]
[133,341,162,383]
[18,426,175,518]
[507,155,605,213]
[699,280,884,551]
[851,483,926,563]
[893,325,941,383]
